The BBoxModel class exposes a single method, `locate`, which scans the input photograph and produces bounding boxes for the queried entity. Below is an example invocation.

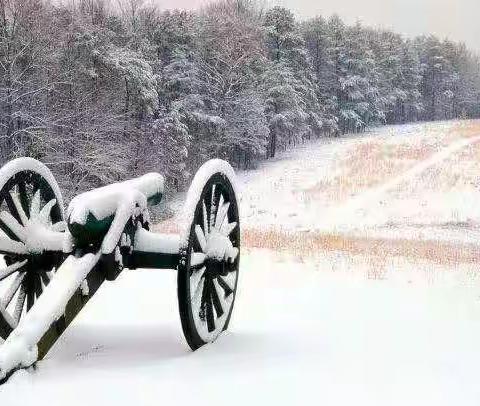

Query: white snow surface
[239,120,480,242]
[1,121,480,405]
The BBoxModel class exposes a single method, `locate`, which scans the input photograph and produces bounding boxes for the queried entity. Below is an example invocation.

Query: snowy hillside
[2,120,480,405]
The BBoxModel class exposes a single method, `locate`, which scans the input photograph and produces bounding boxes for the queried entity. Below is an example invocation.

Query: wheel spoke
[228,247,239,263]
[215,278,231,313]
[40,271,50,287]
[4,190,22,225]
[195,225,207,252]
[192,274,205,311]
[210,278,224,318]
[17,181,30,218]
[13,285,26,324]
[190,252,206,268]
[215,202,230,231]
[220,221,237,236]
[190,266,206,295]
[2,271,26,307]
[209,184,216,232]
[0,259,28,281]
[34,274,43,298]
[10,190,29,225]
[202,200,208,235]
[51,220,66,232]
[200,277,209,320]
[38,199,56,223]
[26,278,35,311]
[214,194,224,228]
[217,275,234,296]
[0,236,26,254]
[30,190,41,217]
[0,217,19,242]
[204,280,215,332]
[226,257,238,272]
[0,211,26,241]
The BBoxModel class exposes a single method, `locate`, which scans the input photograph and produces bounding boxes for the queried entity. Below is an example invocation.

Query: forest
[0,0,479,197]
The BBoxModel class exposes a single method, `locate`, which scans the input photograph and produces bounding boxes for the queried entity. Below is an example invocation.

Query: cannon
[0,158,240,382]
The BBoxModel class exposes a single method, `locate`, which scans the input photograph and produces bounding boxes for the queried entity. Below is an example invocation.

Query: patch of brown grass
[303,120,480,204]
[458,138,480,161]
[304,140,436,204]
[243,228,480,266]
[448,120,480,139]
[413,134,480,192]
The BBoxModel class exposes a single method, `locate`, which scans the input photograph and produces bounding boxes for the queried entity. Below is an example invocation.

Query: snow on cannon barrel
[67,173,164,249]
[0,157,240,382]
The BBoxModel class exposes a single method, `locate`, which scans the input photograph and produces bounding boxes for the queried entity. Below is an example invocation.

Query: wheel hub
[204,258,228,277]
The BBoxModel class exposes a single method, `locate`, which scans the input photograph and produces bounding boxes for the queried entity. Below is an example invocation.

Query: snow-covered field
[2,120,480,405]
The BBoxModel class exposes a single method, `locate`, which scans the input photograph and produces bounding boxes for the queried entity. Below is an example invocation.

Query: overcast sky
[155,0,480,54]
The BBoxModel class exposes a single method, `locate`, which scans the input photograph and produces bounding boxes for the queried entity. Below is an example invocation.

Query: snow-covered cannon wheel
[0,158,65,340]
[178,160,240,350]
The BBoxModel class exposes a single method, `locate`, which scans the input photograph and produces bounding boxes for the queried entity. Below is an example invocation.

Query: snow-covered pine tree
[1,0,479,199]
[263,6,314,155]
[302,16,338,134]
[325,17,370,133]
[261,60,308,157]
[416,36,453,121]
[397,40,423,122]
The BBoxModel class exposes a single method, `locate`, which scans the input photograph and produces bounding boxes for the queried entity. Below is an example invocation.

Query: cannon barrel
[67,173,164,245]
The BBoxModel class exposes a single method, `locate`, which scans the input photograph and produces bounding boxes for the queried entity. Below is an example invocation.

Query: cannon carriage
[0,158,240,381]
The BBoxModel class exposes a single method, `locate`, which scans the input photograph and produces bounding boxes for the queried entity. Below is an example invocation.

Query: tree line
[0,0,479,197]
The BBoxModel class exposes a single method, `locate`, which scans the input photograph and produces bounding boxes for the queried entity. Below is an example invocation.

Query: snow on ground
[240,119,480,242]
[2,120,480,405]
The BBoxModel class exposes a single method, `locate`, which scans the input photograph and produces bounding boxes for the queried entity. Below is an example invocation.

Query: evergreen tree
[0,0,479,197]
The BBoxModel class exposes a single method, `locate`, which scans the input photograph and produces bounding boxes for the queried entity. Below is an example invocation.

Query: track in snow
[325,135,480,230]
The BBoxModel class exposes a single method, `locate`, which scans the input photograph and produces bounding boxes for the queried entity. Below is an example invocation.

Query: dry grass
[152,120,480,270]
[411,133,480,192]
[303,120,480,204]
[448,120,480,140]
[303,140,436,204]
[458,138,480,161]
[243,228,480,267]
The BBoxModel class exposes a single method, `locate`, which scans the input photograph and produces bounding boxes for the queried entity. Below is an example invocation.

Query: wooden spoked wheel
[178,170,240,350]
[0,159,65,340]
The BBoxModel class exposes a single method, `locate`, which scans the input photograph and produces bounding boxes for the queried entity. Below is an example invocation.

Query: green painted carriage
[0,158,240,382]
